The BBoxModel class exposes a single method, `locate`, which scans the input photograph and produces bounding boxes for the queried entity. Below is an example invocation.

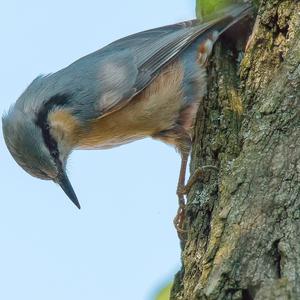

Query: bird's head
[2,89,81,209]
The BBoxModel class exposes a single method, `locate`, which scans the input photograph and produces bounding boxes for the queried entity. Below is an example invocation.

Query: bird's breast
[77,61,185,149]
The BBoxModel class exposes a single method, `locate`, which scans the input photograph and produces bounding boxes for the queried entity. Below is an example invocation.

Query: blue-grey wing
[65,4,251,119]
[94,20,210,117]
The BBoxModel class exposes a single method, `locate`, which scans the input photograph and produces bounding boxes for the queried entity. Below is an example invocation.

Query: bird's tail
[202,3,254,35]
[218,3,254,35]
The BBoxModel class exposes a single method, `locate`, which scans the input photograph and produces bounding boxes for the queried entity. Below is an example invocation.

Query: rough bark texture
[171,1,300,299]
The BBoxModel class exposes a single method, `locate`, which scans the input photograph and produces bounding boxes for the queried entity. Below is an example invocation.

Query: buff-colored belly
[77,62,184,149]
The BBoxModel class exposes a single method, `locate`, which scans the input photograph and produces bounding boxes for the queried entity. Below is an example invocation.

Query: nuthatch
[2,4,252,234]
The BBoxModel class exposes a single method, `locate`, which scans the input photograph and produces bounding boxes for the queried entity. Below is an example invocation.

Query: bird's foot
[174,165,218,240]
[173,202,187,240]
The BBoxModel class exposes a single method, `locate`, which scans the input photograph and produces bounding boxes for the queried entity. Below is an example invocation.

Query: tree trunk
[171,1,300,299]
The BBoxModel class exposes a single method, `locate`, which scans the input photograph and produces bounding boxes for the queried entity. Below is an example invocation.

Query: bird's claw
[174,165,218,240]
[173,204,187,240]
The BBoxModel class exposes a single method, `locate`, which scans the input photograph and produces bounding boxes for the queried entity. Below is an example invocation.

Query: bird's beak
[56,171,81,209]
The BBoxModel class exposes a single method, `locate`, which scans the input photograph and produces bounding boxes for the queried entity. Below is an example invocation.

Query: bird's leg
[152,127,192,239]
[174,151,189,239]
[174,161,219,239]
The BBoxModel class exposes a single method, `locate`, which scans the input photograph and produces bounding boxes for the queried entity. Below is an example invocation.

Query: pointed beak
[56,171,81,209]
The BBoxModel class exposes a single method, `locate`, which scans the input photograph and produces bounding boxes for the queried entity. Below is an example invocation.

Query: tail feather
[216,3,254,35]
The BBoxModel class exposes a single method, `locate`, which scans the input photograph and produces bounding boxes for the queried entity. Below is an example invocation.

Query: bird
[2,3,252,236]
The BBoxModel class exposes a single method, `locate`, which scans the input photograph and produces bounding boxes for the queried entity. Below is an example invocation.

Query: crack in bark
[273,239,282,279]
[242,289,254,300]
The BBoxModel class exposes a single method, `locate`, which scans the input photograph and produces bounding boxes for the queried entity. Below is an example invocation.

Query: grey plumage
[2,108,57,179]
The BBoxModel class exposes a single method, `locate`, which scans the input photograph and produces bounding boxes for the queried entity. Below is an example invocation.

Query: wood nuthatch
[2,4,252,235]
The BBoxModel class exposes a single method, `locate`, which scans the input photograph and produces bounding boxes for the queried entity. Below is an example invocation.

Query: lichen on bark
[171,1,300,299]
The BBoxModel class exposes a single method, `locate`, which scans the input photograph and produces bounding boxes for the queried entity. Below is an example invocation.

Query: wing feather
[83,4,252,119]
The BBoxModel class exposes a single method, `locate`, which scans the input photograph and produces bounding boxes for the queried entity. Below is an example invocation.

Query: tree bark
[171,1,300,299]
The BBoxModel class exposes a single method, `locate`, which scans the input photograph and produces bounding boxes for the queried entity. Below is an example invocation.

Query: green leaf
[196,0,239,19]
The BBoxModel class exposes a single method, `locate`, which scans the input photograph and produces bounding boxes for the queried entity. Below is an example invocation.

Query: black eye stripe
[41,122,59,160]
[35,94,70,166]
